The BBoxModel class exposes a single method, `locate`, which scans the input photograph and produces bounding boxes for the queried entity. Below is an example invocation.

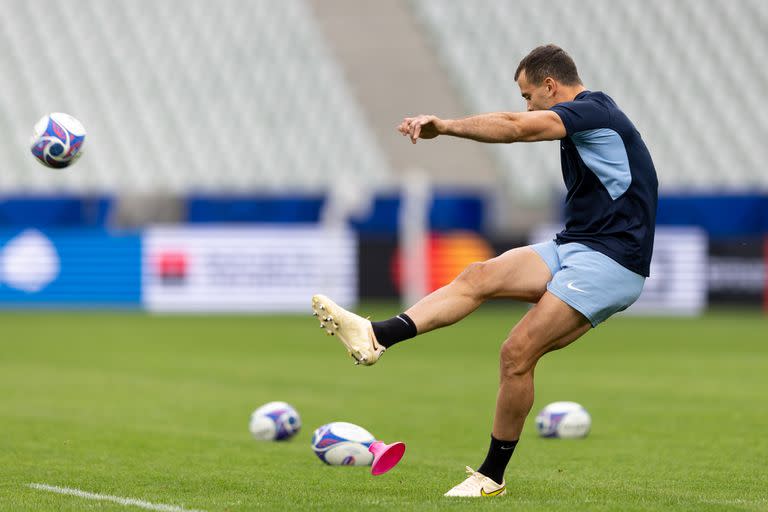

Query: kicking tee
[550,90,658,276]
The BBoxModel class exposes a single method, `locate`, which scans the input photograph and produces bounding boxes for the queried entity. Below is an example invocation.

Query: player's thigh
[477,246,553,302]
[501,291,591,375]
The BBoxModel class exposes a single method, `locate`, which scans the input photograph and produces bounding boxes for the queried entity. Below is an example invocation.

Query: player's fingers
[399,118,413,135]
[411,121,422,143]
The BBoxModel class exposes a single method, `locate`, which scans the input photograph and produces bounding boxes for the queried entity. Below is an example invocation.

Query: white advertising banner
[530,226,708,316]
[142,226,356,313]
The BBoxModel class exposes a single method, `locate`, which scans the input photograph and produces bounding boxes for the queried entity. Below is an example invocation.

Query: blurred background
[0,0,766,315]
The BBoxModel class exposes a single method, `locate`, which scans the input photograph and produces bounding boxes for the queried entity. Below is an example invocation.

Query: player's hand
[397,115,444,144]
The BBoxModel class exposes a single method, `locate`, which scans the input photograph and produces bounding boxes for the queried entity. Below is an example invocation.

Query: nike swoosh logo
[480,486,505,497]
[566,281,587,293]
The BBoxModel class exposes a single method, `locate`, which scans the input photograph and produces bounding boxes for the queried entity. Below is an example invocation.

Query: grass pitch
[0,305,766,511]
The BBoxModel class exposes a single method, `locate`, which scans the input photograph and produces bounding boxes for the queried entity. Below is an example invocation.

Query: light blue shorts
[531,241,645,327]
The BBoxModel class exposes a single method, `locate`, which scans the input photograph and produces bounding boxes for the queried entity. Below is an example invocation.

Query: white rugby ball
[30,112,86,168]
[535,401,591,439]
[311,422,375,466]
[249,401,301,441]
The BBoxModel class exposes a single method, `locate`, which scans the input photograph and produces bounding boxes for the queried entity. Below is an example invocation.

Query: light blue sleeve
[571,128,632,200]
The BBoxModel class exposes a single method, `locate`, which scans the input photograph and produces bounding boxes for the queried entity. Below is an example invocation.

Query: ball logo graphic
[30,113,86,169]
[0,229,60,293]
[535,401,592,439]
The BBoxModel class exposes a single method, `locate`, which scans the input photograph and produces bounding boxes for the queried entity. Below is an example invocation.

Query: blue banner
[656,194,768,237]
[0,228,141,307]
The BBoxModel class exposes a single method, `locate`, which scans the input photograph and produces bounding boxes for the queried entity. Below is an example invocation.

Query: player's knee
[499,336,535,379]
[453,261,494,298]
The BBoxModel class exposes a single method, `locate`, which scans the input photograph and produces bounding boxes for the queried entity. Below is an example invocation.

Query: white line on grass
[27,483,205,512]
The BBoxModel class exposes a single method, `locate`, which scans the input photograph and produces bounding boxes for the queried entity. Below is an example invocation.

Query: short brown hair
[514,45,582,86]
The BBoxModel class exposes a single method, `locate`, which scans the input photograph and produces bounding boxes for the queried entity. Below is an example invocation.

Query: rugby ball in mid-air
[311,422,375,466]
[30,112,86,169]
[535,401,591,439]
[249,401,301,441]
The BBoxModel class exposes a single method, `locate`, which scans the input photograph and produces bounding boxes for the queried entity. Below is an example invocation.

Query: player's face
[517,71,555,111]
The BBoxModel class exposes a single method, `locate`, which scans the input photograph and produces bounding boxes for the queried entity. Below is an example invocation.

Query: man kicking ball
[312,44,658,497]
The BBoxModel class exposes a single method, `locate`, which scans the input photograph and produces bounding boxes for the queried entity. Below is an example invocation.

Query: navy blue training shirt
[549,90,658,277]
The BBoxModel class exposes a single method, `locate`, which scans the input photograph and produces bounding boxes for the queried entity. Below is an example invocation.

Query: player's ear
[543,77,556,95]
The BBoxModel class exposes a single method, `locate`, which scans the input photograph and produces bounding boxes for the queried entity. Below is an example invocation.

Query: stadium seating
[2,0,766,203]
[0,0,391,192]
[411,0,768,197]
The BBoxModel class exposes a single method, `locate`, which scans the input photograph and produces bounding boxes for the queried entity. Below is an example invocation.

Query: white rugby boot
[311,294,385,366]
[443,467,506,497]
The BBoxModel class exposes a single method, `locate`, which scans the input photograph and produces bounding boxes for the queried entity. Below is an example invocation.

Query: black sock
[371,313,417,348]
[477,435,518,485]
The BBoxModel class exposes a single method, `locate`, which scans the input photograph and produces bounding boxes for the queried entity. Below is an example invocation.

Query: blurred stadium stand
[1,1,766,198]
[307,0,499,188]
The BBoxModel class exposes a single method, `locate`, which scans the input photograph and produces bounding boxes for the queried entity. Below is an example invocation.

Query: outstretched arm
[397,111,566,144]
